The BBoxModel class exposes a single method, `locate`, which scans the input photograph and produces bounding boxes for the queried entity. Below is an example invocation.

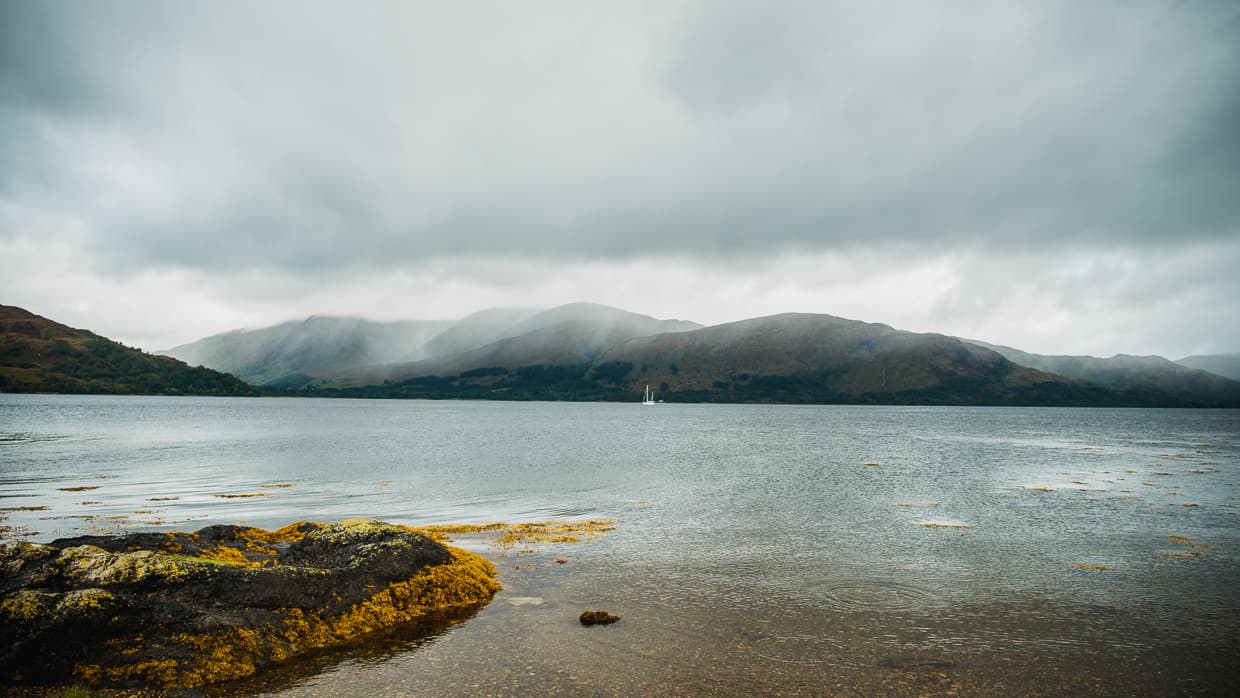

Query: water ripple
[816,579,932,612]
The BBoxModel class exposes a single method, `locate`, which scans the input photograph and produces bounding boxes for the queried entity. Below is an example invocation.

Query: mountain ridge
[28,301,1236,406]
[0,305,256,396]
[1175,354,1240,382]
[299,310,1231,407]
[961,338,1240,407]
[162,315,452,386]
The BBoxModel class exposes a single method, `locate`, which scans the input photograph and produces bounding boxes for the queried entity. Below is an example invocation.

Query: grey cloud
[1,0,1238,278]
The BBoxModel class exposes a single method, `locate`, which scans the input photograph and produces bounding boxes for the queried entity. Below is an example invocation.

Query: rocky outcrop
[0,519,501,690]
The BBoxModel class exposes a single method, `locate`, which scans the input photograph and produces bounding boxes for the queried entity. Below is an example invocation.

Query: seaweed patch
[0,519,501,691]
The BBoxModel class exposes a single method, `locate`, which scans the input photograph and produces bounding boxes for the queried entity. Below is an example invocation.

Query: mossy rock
[0,519,500,690]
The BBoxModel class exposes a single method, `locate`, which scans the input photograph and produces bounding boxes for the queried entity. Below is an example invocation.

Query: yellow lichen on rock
[198,546,254,567]
[74,658,180,687]
[8,519,512,690]
[319,546,500,641]
[59,546,207,586]
[74,545,500,689]
[0,590,53,622]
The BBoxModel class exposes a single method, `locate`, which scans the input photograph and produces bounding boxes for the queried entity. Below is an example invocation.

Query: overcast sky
[3,0,1238,357]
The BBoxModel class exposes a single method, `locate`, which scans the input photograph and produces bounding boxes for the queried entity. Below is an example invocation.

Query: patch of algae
[1157,535,1208,559]
[411,519,618,552]
[71,547,499,689]
[212,492,270,499]
[1071,563,1117,572]
[1157,550,1201,559]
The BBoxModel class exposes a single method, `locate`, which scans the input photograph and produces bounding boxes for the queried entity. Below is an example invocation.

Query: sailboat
[642,384,656,406]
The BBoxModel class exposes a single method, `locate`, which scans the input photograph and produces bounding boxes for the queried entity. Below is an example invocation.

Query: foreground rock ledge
[0,519,501,689]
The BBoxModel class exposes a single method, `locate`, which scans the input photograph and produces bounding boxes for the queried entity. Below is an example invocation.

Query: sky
[2,0,1238,358]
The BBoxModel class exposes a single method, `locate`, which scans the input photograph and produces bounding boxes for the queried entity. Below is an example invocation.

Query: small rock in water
[579,610,620,626]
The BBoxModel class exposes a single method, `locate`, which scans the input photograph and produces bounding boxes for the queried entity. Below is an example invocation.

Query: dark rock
[579,610,620,626]
[0,519,501,690]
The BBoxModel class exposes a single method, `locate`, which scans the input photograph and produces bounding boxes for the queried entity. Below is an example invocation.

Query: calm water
[2,394,1238,695]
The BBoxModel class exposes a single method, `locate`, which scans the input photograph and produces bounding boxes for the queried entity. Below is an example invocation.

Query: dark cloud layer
[2,2,1238,358]
[3,0,1237,276]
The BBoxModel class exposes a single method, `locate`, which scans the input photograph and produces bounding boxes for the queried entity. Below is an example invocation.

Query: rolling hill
[0,305,256,396]
[421,307,541,358]
[162,316,452,387]
[308,312,1193,406]
[1176,354,1240,382]
[963,340,1240,408]
[332,303,704,387]
[148,301,1240,407]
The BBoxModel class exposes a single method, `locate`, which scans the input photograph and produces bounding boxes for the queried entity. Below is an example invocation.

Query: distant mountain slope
[963,339,1240,407]
[306,312,1182,406]
[336,303,704,387]
[163,316,451,386]
[505,303,702,339]
[422,307,541,358]
[1176,354,1240,382]
[595,314,1115,404]
[421,303,700,359]
[0,305,256,396]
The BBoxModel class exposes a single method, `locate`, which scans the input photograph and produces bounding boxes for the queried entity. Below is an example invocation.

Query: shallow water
[2,395,1238,695]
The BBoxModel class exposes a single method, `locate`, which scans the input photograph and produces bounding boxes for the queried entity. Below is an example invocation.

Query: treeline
[1,339,257,396]
[261,363,1184,407]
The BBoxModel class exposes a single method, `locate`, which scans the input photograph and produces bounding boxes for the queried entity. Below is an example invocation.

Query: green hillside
[0,305,257,396]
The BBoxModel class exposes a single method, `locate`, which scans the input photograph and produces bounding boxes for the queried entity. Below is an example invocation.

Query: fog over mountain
[421,308,542,359]
[164,317,451,386]
[309,309,1211,406]
[2,2,1237,359]
[165,303,701,388]
[963,339,1240,407]
[151,301,1239,407]
[1175,355,1240,383]
[8,301,1239,406]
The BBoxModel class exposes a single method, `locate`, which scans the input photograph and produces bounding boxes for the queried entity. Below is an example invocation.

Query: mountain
[149,301,1239,407]
[421,307,541,358]
[163,316,452,387]
[334,303,704,387]
[963,339,1240,408]
[1176,354,1240,382]
[308,312,1170,406]
[0,305,256,396]
[591,314,1129,405]
[422,303,700,359]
